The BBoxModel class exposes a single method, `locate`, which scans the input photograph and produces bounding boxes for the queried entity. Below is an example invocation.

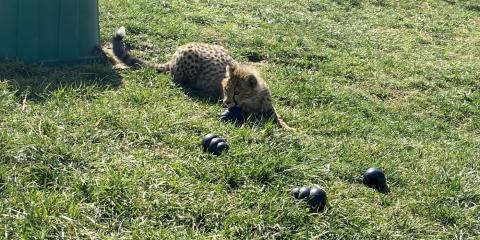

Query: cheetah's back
[168,43,237,99]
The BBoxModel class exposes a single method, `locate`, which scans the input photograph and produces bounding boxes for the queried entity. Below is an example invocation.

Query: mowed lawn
[1,0,480,238]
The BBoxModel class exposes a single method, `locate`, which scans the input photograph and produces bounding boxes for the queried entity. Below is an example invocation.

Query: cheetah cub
[112,27,293,130]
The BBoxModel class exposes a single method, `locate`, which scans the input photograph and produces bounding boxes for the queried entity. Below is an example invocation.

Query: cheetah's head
[222,65,274,114]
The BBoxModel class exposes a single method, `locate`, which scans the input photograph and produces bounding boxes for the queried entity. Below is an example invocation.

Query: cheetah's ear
[246,74,257,88]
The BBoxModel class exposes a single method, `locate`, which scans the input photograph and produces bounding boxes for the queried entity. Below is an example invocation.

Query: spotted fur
[112,27,293,130]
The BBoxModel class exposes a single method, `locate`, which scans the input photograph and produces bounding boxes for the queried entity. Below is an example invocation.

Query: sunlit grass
[0,0,479,238]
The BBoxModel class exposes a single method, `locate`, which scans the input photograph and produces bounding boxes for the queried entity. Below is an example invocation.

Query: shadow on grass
[179,87,222,104]
[220,112,289,130]
[465,4,480,12]
[442,0,480,12]
[0,53,123,101]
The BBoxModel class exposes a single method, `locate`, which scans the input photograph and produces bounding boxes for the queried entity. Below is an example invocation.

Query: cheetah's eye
[234,90,240,95]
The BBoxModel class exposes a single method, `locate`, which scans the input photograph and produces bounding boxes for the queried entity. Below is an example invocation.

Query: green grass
[1,0,480,238]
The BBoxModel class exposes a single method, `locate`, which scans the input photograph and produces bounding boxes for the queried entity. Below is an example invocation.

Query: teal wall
[0,0,99,64]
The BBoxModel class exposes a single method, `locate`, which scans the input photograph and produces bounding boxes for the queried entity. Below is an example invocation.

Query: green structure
[0,0,100,64]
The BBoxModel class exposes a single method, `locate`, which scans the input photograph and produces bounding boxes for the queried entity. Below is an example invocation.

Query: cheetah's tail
[272,109,296,131]
[112,27,170,72]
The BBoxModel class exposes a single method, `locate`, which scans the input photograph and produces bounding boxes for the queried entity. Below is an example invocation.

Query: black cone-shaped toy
[291,187,300,199]
[363,167,388,192]
[291,186,327,212]
[220,106,244,123]
[202,134,218,152]
[297,187,311,200]
[308,187,327,211]
[202,134,229,156]
[213,141,229,156]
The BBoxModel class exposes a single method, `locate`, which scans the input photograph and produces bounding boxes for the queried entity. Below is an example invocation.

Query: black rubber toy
[291,186,327,212]
[213,141,229,156]
[202,136,228,156]
[202,134,218,152]
[291,187,300,199]
[307,187,327,211]
[220,106,244,123]
[363,167,388,192]
[298,187,311,200]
